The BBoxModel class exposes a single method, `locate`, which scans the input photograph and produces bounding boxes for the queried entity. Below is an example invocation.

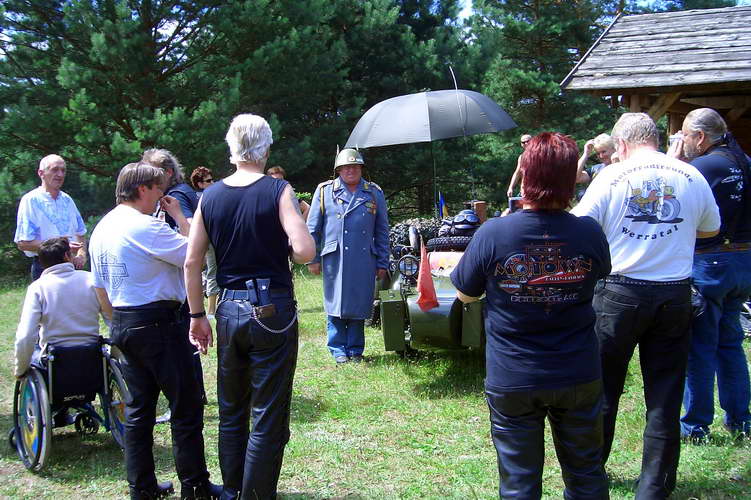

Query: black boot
[181,480,223,500]
[130,481,174,499]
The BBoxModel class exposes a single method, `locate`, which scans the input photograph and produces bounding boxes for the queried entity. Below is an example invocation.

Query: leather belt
[695,242,751,254]
[221,288,292,301]
[604,275,691,286]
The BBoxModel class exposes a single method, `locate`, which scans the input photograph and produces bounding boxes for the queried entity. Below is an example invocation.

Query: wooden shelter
[560,6,751,150]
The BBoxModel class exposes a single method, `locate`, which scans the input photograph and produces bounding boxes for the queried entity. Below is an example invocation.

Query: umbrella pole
[431,143,438,219]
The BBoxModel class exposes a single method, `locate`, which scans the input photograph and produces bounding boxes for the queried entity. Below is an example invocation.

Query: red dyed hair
[520,132,579,209]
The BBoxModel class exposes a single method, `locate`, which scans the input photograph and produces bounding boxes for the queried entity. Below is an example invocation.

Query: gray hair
[141,148,183,187]
[116,162,167,204]
[684,108,727,145]
[592,133,615,151]
[39,154,65,171]
[611,113,658,147]
[225,114,273,164]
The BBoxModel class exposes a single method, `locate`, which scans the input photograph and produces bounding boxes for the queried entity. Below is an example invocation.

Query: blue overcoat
[307,177,390,319]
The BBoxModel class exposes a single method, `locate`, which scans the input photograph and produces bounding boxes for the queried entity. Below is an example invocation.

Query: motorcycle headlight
[398,255,419,278]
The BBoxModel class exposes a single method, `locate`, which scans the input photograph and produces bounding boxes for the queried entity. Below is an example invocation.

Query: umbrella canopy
[344,89,516,149]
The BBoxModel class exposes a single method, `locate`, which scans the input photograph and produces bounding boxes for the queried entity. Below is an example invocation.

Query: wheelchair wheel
[106,359,129,449]
[13,369,52,471]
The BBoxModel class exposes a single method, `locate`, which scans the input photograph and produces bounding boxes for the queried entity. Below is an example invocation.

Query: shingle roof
[561,6,751,94]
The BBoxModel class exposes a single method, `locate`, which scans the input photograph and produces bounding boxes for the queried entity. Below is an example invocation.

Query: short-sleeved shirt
[450,211,611,392]
[571,149,720,281]
[14,187,86,256]
[690,145,751,249]
[90,205,188,307]
[165,182,199,230]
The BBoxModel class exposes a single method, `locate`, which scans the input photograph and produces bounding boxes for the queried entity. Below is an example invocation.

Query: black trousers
[216,295,298,500]
[487,379,609,500]
[593,281,691,499]
[111,302,210,492]
[31,256,43,281]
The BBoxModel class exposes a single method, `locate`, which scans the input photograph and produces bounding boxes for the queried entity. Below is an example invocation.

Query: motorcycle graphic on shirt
[625,178,683,224]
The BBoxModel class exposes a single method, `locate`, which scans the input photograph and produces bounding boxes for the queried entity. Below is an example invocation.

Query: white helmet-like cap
[334,148,365,169]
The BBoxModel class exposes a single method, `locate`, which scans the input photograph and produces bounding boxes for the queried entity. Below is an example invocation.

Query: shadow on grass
[0,408,171,482]
[290,395,327,423]
[368,349,485,398]
[609,475,751,498]
[281,494,367,500]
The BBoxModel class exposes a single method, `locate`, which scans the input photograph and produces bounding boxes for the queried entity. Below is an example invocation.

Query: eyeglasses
[203,178,214,183]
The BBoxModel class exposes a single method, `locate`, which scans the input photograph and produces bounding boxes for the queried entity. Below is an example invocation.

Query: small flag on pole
[437,192,449,218]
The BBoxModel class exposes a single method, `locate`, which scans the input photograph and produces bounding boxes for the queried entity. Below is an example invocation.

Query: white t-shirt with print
[571,149,720,281]
[90,204,187,307]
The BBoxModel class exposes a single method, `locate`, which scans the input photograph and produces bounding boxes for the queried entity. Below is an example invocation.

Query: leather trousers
[215,295,298,500]
[486,379,609,500]
[111,302,210,493]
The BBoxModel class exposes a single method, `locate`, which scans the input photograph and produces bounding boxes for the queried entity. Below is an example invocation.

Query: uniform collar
[334,177,368,193]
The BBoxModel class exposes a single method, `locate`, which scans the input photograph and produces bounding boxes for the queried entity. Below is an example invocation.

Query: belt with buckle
[221,288,292,301]
[695,242,751,254]
[604,275,691,286]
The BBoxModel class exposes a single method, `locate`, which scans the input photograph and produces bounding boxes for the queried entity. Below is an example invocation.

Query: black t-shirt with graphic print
[451,210,611,392]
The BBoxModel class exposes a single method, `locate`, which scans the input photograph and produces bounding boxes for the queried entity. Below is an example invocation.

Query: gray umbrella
[344,89,516,148]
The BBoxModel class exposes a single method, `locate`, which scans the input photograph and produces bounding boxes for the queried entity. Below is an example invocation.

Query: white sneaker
[207,314,215,321]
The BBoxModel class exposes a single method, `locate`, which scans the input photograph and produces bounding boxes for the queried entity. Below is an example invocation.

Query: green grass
[0,269,749,498]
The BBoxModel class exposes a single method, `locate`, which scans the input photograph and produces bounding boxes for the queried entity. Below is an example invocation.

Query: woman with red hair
[451,132,612,498]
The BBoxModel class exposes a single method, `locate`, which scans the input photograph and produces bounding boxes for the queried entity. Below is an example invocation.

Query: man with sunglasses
[507,134,532,198]
[307,149,390,364]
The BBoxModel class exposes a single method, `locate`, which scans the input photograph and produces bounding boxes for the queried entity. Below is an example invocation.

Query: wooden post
[727,107,749,124]
[629,95,641,112]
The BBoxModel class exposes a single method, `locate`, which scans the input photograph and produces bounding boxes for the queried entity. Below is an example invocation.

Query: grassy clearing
[0,268,749,499]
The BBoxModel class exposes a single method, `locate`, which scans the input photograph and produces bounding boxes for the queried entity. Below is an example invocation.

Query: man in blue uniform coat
[307,148,390,364]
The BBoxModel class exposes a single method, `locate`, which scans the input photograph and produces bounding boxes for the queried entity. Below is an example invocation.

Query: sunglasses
[521,141,529,145]
[202,178,214,183]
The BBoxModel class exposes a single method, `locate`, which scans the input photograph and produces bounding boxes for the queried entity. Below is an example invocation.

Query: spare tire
[425,236,473,252]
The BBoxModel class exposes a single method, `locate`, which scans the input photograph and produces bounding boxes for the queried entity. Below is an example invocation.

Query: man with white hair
[185,113,314,499]
[671,108,751,441]
[15,154,87,280]
[572,113,720,498]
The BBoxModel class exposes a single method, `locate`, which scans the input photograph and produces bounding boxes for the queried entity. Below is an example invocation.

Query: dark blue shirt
[691,145,751,249]
[450,210,611,392]
[165,182,199,230]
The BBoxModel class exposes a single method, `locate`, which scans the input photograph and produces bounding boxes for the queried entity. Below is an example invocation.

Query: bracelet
[189,311,206,319]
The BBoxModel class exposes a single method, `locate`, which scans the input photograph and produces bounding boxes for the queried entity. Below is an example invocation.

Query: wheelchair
[8,336,130,472]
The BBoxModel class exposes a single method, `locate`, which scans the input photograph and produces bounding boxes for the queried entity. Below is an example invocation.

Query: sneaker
[682,427,710,445]
[334,355,349,365]
[350,354,364,363]
[724,422,751,441]
[155,410,171,424]
[207,314,215,321]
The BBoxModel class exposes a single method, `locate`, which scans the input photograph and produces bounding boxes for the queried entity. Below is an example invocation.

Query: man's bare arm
[16,239,42,253]
[279,185,315,264]
[94,287,113,321]
[456,290,481,303]
[697,229,720,239]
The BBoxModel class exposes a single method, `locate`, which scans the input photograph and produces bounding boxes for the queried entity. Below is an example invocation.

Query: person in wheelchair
[14,237,106,427]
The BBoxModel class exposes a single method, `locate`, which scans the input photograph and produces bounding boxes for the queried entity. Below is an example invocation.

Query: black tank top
[200,175,292,291]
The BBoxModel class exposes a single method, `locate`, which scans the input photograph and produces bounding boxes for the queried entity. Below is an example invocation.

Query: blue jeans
[326,316,365,358]
[681,250,751,437]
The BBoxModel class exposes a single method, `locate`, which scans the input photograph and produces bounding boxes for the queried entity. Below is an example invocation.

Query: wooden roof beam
[727,107,749,124]
[647,93,682,121]
[682,95,751,109]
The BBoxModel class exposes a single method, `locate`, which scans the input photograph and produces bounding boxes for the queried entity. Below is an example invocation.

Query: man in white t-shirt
[89,162,220,500]
[572,112,720,499]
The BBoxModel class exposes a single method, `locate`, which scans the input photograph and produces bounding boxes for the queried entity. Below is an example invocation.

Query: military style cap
[334,148,365,169]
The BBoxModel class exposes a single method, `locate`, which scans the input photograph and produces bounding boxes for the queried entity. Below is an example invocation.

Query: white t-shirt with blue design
[14,187,86,256]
